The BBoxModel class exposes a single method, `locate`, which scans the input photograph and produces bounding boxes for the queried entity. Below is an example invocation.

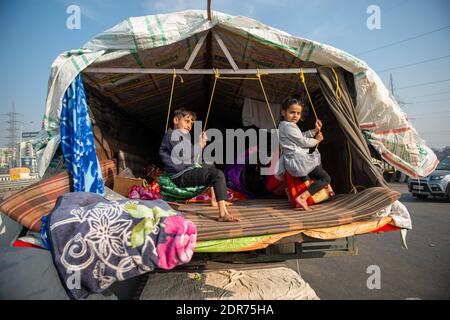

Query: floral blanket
[46,192,197,299]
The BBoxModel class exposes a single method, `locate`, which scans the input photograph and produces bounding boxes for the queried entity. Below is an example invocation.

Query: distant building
[15,140,37,173]
[22,131,39,140]
[0,148,10,174]
[0,147,9,167]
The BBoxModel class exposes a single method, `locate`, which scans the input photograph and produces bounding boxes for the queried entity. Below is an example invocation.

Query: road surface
[288,183,450,299]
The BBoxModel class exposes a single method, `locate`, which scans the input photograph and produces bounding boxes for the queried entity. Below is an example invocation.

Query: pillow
[0,160,116,232]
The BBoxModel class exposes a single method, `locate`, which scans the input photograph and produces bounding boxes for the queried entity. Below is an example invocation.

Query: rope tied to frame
[203,68,220,132]
[256,68,278,131]
[165,68,184,133]
[330,66,342,100]
[299,69,319,121]
[299,68,320,150]
[202,68,278,132]
[347,141,366,194]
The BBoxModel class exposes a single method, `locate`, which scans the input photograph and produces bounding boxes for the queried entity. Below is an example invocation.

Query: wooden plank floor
[177,187,400,241]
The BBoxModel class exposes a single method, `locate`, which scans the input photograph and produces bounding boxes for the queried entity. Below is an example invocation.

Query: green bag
[157,173,207,202]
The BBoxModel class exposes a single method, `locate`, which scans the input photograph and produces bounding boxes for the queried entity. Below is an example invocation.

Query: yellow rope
[329,67,342,100]
[347,140,366,194]
[165,68,184,133]
[299,69,319,121]
[202,69,278,131]
[203,68,220,132]
[299,68,320,150]
[215,76,259,81]
[318,66,342,100]
[256,69,278,130]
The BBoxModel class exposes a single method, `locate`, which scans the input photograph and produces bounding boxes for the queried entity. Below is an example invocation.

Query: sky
[0,0,449,148]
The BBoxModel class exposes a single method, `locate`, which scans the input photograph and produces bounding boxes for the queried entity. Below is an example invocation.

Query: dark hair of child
[173,108,197,121]
[281,97,309,120]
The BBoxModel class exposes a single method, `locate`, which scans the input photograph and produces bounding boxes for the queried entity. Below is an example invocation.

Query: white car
[408,156,450,201]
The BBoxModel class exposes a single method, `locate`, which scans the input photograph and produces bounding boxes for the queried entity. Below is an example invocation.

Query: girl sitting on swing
[277,98,331,210]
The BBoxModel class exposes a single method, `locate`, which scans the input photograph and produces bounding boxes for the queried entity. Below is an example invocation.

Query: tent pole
[84,68,317,74]
[207,0,212,20]
[184,31,209,70]
[212,31,239,71]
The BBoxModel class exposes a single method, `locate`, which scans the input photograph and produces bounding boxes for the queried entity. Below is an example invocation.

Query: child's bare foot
[295,194,312,211]
[218,214,240,222]
[211,200,233,207]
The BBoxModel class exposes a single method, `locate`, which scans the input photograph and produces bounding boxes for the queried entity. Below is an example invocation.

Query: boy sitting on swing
[159,108,240,222]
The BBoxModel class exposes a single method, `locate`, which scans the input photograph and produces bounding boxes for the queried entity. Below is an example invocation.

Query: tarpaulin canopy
[33,9,438,179]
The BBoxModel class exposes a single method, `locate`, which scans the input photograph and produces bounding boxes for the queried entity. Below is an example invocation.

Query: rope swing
[165,69,184,133]
[299,68,320,150]
[202,68,278,132]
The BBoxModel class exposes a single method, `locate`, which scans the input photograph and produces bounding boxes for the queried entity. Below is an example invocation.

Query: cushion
[266,175,287,196]
[284,172,335,208]
[0,160,116,232]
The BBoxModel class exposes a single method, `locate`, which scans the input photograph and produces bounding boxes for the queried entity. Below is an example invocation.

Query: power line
[335,0,410,36]
[404,97,450,105]
[377,54,450,73]
[402,90,450,100]
[409,110,450,117]
[410,115,450,120]
[417,129,450,133]
[357,25,450,55]
[396,78,450,91]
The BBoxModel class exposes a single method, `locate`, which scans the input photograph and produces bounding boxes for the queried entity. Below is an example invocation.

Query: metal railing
[0,178,40,192]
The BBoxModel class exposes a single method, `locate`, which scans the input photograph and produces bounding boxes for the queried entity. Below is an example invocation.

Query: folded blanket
[46,192,196,299]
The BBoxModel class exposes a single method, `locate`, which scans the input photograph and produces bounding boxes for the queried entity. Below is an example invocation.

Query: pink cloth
[156,215,197,270]
[127,185,163,200]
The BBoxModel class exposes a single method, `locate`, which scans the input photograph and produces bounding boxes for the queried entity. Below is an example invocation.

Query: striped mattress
[176,187,400,241]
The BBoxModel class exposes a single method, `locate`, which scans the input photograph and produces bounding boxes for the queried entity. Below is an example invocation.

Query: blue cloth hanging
[60,74,104,195]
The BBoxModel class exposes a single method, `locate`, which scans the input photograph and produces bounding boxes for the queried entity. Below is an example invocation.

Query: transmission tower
[389,73,407,107]
[3,103,22,168]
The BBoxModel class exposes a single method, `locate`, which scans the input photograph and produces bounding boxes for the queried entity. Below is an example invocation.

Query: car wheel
[383,172,394,183]
[446,186,450,203]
